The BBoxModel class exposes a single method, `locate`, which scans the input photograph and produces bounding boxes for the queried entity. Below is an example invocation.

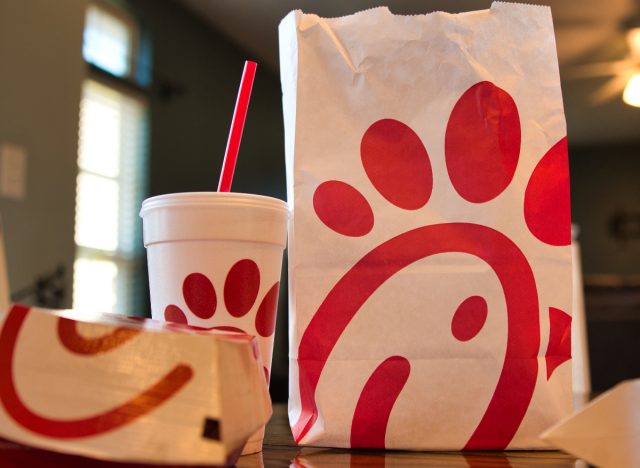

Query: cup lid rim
[140,192,289,217]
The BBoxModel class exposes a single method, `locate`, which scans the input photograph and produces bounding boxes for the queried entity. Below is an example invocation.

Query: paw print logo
[294,82,572,449]
[163,260,280,338]
[163,261,279,385]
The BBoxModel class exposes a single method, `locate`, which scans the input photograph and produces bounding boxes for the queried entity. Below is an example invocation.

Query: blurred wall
[126,1,286,199]
[570,144,640,276]
[569,144,640,391]
[0,0,87,307]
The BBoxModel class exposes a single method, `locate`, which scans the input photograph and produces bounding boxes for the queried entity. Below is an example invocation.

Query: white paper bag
[280,2,573,450]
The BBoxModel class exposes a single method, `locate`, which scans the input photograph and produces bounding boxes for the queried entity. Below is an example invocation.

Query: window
[83,4,135,78]
[73,3,149,314]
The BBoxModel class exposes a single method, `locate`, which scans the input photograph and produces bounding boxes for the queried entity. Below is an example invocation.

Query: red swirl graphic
[350,356,411,448]
[293,223,539,449]
[57,317,141,355]
[0,304,193,438]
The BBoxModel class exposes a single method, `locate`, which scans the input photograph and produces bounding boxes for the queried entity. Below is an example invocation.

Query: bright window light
[75,172,119,251]
[73,79,148,313]
[73,79,148,312]
[73,258,118,313]
[83,5,132,77]
[623,73,640,108]
[78,82,121,177]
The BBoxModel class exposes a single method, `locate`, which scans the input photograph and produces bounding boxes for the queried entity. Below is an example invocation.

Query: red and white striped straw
[217,60,257,192]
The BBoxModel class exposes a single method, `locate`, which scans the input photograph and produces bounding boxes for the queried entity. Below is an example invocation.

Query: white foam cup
[140,192,288,454]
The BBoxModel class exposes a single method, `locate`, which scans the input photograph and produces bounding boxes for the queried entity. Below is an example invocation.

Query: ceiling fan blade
[563,59,635,80]
[590,72,635,105]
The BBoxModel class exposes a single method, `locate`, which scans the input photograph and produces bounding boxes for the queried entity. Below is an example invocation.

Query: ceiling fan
[563,22,640,107]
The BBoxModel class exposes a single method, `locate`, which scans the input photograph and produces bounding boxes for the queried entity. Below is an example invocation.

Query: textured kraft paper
[0,304,271,465]
[280,2,573,450]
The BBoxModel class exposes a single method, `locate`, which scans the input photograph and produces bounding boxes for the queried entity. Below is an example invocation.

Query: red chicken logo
[293,81,573,449]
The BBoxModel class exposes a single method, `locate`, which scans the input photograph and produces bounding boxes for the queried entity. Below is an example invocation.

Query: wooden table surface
[248,405,583,467]
[0,404,583,467]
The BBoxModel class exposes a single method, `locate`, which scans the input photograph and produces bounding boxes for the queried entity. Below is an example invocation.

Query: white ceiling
[179,0,640,145]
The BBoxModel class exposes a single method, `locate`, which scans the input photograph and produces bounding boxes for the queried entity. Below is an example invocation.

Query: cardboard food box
[0,304,271,465]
